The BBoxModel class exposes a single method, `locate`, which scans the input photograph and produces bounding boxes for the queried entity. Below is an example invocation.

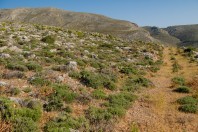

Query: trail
[115,47,198,132]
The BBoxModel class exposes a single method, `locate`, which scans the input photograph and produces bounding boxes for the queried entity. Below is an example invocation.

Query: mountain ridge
[0,7,156,42]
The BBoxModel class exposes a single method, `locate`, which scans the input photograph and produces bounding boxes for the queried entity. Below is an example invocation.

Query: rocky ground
[0,22,164,131]
[0,22,197,132]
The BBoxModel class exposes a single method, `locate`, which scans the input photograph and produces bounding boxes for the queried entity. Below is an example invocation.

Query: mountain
[144,25,198,47]
[0,8,155,41]
[143,26,180,46]
[165,25,198,47]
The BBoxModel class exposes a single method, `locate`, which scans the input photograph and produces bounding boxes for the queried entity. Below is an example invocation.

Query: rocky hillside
[143,26,180,45]
[165,25,198,47]
[144,25,198,47]
[0,8,155,41]
[0,22,163,131]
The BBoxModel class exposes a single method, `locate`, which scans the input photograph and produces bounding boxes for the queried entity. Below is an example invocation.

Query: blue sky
[0,0,197,27]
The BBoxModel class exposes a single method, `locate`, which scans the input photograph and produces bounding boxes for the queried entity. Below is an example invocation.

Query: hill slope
[144,25,198,47]
[143,26,180,45]
[165,25,198,47]
[0,8,155,41]
[0,22,163,131]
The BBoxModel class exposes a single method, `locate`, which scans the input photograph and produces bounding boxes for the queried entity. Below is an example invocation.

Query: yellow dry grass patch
[143,92,166,114]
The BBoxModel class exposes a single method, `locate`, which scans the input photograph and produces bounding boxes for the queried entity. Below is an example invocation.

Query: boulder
[0,53,11,58]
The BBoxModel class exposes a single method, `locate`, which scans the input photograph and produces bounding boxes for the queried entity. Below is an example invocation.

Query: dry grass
[188,76,198,91]
[0,121,12,132]
[144,92,166,113]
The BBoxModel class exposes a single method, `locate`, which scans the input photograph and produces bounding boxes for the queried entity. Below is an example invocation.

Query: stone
[0,81,8,87]
[66,61,78,71]
[0,53,11,58]
[9,46,22,53]
[2,71,25,79]
[56,76,64,83]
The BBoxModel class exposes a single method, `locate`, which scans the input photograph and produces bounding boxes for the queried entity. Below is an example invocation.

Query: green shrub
[123,77,151,92]
[29,77,51,86]
[12,117,39,132]
[174,86,191,93]
[132,77,151,87]
[120,67,138,75]
[44,84,77,111]
[108,92,137,109]
[177,96,198,105]
[23,87,32,93]
[41,35,55,44]
[172,77,185,86]
[0,98,15,120]
[10,88,21,95]
[44,98,63,112]
[68,71,81,79]
[44,113,88,132]
[178,104,197,113]
[172,61,182,72]
[16,107,42,122]
[52,84,77,103]
[64,106,73,113]
[103,80,116,90]
[0,98,42,131]
[80,71,103,89]
[6,63,28,71]
[76,31,85,38]
[26,62,42,72]
[25,100,42,110]
[80,71,116,90]
[107,106,125,117]
[92,89,107,99]
[85,107,113,123]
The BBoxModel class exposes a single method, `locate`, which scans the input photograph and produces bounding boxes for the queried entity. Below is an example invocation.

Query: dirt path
[115,47,198,132]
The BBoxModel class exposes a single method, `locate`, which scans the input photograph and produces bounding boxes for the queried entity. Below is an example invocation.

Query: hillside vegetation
[144,25,198,47]
[0,8,155,42]
[0,22,163,131]
[165,25,198,47]
[143,26,180,45]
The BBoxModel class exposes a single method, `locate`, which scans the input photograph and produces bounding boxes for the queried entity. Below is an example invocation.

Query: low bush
[80,71,103,89]
[2,71,25,79]
[120,67,138,75]
[44,98,63,111]
[44,84,77,111]
[64,106,73,113]
[6,63,28,71]
[0,97,42,131]
[178,104,197,113]
[26,62,42,72]
[12,117,39,132]
[85,107,113,123]
[103,81,116,90]
[92,89,107,99]
[16,107,42,122]
[79,70,116,90]
[23,87,32,93]
[123,77,151,92]
[44,112,88,131]
[41,35,55,44]
[9,88,21,96]
[29,77,51,86]
[107,106,125,117]
[107,92,137,109]
[174,86,191,93]
[68,71,81,79]
[172,76,185,86]
[177,96,197,105]
[172,61,182,72]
